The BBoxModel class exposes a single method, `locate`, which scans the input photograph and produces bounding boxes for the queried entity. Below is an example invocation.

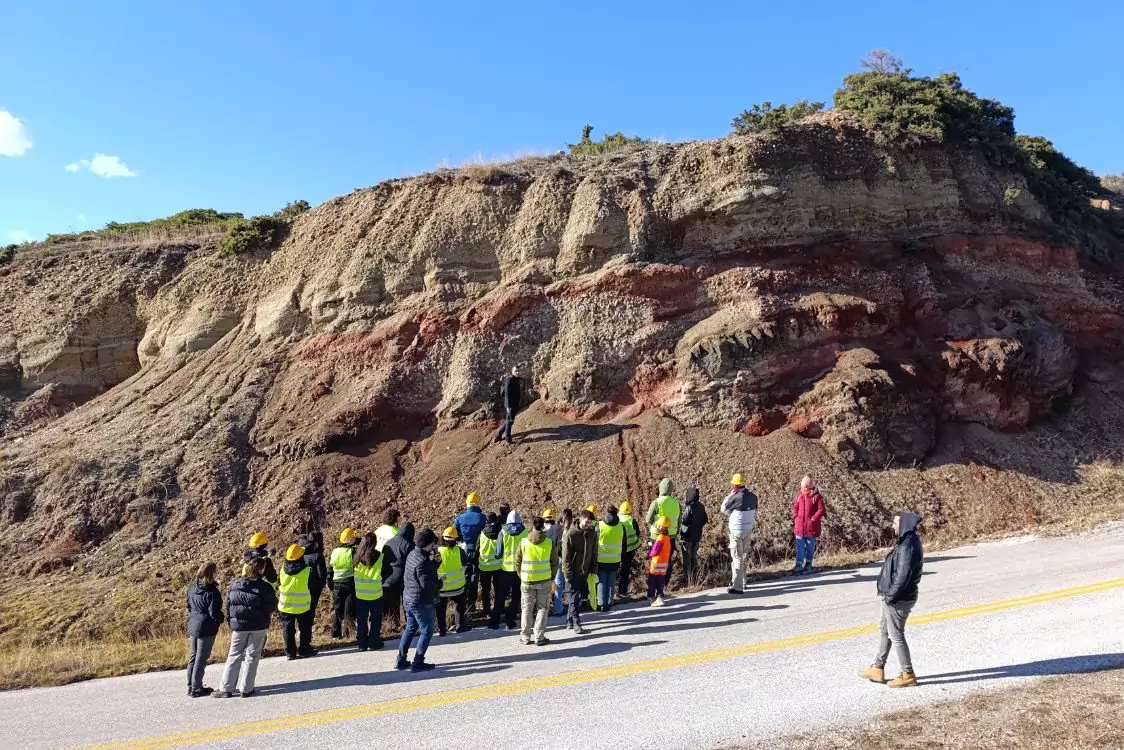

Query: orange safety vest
[648,533,671,575]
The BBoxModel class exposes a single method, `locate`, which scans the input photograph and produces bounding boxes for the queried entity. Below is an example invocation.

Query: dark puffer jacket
[187,582,223,637]
[226,577,277,631]
[877,512,924,604]
[299,533,329,595]
[403,547,441,606]
[383,522,416,591]
[679,488,709,543]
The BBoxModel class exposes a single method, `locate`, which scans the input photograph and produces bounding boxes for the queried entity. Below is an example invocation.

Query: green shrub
[1012,135,1105,216]
[217,216,288,255]
[272,200,310,221]
[567,125,646,156]
[1003,187,1022,205]
[731,100,825,135]
[0,244,16,265]
[43,208,244,246]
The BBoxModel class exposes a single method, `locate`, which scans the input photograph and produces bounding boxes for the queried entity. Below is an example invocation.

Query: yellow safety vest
[354,556,384,601]
[478,534,502,572]
[438,546,466,594]
[519,537,553,583]
[278,567,311,614]
[650,496,682,536]
[597,521,624,564]
[330,546,355,581]
[501,528,529,573]
[621,514,641,553]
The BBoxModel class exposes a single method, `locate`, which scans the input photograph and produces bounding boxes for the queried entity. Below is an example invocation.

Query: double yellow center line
[83,577,1124,750]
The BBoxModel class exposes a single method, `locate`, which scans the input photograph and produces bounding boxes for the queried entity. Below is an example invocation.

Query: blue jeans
[596,569,617,608]
[495,407,515,443]
[355,597,383,649]
[397,603,435,661]
[796,537,818,567]
[553,569,565,615]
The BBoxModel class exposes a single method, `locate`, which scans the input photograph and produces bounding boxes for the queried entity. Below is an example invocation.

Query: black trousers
[331,580,355,638]
[682,539,701,586]
[665,538,678,589]
[489,571,520,627]
[436,593,467,634]
[309,584,324,625]
[463,550,480,611]
[566,575,589,626]
[478,568,500,615]
[382,586,403,629]
[619,550,638,598]
[280,610,314,656]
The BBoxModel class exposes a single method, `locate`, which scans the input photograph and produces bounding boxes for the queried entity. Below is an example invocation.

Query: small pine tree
[731,100,826,134]
[567,125,646,156]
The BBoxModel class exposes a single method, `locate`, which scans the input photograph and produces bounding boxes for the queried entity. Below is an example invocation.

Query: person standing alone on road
[186,562,223,697]
[562,509,597,634]
[679,488,708,587]
[516,516,559,645]
[396,529,441,672]
[859,512,924,688]
[792,476,825,574]
[494,366,522,444]
[721,474,758,595]
[329,528,359,640]
[215,558,276,698]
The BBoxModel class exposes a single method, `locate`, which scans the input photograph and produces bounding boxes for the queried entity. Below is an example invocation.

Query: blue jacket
[455,506,487,551]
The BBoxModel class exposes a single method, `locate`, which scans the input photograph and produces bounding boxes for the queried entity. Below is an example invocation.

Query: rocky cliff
[2,118,1124,643]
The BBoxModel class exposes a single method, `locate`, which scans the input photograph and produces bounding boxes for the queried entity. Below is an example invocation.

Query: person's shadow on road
[921,653,1124,685]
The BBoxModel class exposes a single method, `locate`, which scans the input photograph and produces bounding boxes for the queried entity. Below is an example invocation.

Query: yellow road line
[82,577,1124,750]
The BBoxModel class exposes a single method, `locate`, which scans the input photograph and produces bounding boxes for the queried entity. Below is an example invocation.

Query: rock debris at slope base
[1,119,1124,631]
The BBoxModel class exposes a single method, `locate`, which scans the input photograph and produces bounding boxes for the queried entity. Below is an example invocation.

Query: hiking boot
[534,638,551,646]
[793,564,803,573]
[189,687,212,698]
[369,639,384,650]
[801,566,814,576]
[887,670,918,688]
[727,588,742,596]
[394,656,409,671]
[858,665,886,683]
[212,691,236,699]
[239,690,255,698]
[410,659,436,673]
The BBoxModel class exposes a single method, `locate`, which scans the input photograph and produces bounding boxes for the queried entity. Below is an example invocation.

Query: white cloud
[65,153,137,178]
[8,230,33,243]
[0,111,33,157]
[76,213,87,224]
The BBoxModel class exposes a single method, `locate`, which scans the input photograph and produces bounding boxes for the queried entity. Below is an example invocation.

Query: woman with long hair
[186,562,222,697]
[353,532,387,650]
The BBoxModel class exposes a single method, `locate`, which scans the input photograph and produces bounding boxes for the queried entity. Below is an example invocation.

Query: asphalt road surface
[4,524,1123,750]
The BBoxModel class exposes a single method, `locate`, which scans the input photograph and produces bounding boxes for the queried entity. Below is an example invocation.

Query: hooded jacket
[299,534,329,593]
[877,512,924,604]
[498,513,526,560]
[679,488,709,543]
[792,488,826,538]
[721,486,759,535]
[403,546,441,606]
[186,582,223,638]
[454,505,487,551]
[226,576,277,632]
[514,528,560,581]
[562,521,597,581]
[383,522,416,591]
[596,510,623,571]
[647,478,682,533]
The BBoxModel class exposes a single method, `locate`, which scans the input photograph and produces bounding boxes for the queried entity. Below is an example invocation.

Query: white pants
[220,629,267,694]
[729,530,754,590]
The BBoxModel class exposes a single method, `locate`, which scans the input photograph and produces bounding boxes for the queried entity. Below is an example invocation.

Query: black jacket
[226,577,277,632]
[502,375,521,410]
[403,547,441,606]
[679,488,709,543]
[877,512,924,604]
[186,582,223,637]
[299,535,328,593]
[383,522,416,591]
[243,546,278,587]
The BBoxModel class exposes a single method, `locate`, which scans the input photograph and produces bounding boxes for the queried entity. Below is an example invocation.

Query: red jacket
[792,490,825,538]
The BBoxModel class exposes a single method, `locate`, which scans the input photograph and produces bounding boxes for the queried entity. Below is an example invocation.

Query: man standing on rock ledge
[494,365,522,445]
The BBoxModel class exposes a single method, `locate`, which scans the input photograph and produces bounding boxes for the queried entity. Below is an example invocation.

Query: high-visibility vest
[330,546,355,581]
[354,556,384,601]
[501,528,529,573]
[278,566,311,614]
[375,525,398,552]
[478,534,502,572]
[438,546,467,594]
[519,537,553,583]
[621,514,641,553]
[597,521,624,564]
[650,496,682,536]
[587,572,599,611]
[649,533,671,575]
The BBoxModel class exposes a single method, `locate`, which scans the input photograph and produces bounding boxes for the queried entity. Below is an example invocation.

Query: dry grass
[14,227,220,261]
[745,667,1124,750]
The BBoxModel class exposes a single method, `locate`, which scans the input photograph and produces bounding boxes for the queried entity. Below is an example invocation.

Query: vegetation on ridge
[567,124,647,156]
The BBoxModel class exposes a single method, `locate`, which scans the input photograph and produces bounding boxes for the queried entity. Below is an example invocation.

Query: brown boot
[887,670,918,688]
[857,665,886,683]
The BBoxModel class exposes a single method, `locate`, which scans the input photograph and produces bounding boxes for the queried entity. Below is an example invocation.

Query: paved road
[4,524,1123,750]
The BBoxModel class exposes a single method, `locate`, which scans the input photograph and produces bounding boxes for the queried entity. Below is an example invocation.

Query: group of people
[185,472,924,698]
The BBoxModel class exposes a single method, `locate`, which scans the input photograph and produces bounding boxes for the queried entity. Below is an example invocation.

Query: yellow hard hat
[339,527,359,544]
[443,526,459,540]
[248,532,269,548]
[586,504,597,514]
[731,473,745,486]
[656,516,672,529]
[619,501,632,515]
[542,508,555,519]
[466,491,480,507]
[285,543,305,561]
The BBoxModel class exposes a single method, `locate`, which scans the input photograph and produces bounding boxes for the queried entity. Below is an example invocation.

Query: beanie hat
[416,529,437,548]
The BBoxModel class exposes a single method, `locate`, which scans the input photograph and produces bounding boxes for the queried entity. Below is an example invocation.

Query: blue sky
[2,1,1122,242]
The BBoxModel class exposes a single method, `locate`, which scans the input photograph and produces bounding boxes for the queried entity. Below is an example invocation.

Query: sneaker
[239,690,255,698]
[410,660,436,673]
[802,566,814,576]
[286,654,301,661]
[519,637,531,645]
[651,597,666,608]
[394,656,409,671]
[455,625,472,634]
[298,648,318,657]
[574,624,587,635]
[534,638,551,646]
[357,646,368,652]
[369,639,384,650]
[566,621,574,630]
[727,587,742,596]
[212,691,235,699]
[438,631,448,638]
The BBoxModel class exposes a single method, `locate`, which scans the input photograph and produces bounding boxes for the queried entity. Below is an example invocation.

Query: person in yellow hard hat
[541,508,565,616]
[244,532,278,588]
[454,492,487,611]
[617,501,642,599]
[278,543,316,659]
[647,516,672,607]
[436,527,472,636]
[328,528,359,640]
[721,473,759,595]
